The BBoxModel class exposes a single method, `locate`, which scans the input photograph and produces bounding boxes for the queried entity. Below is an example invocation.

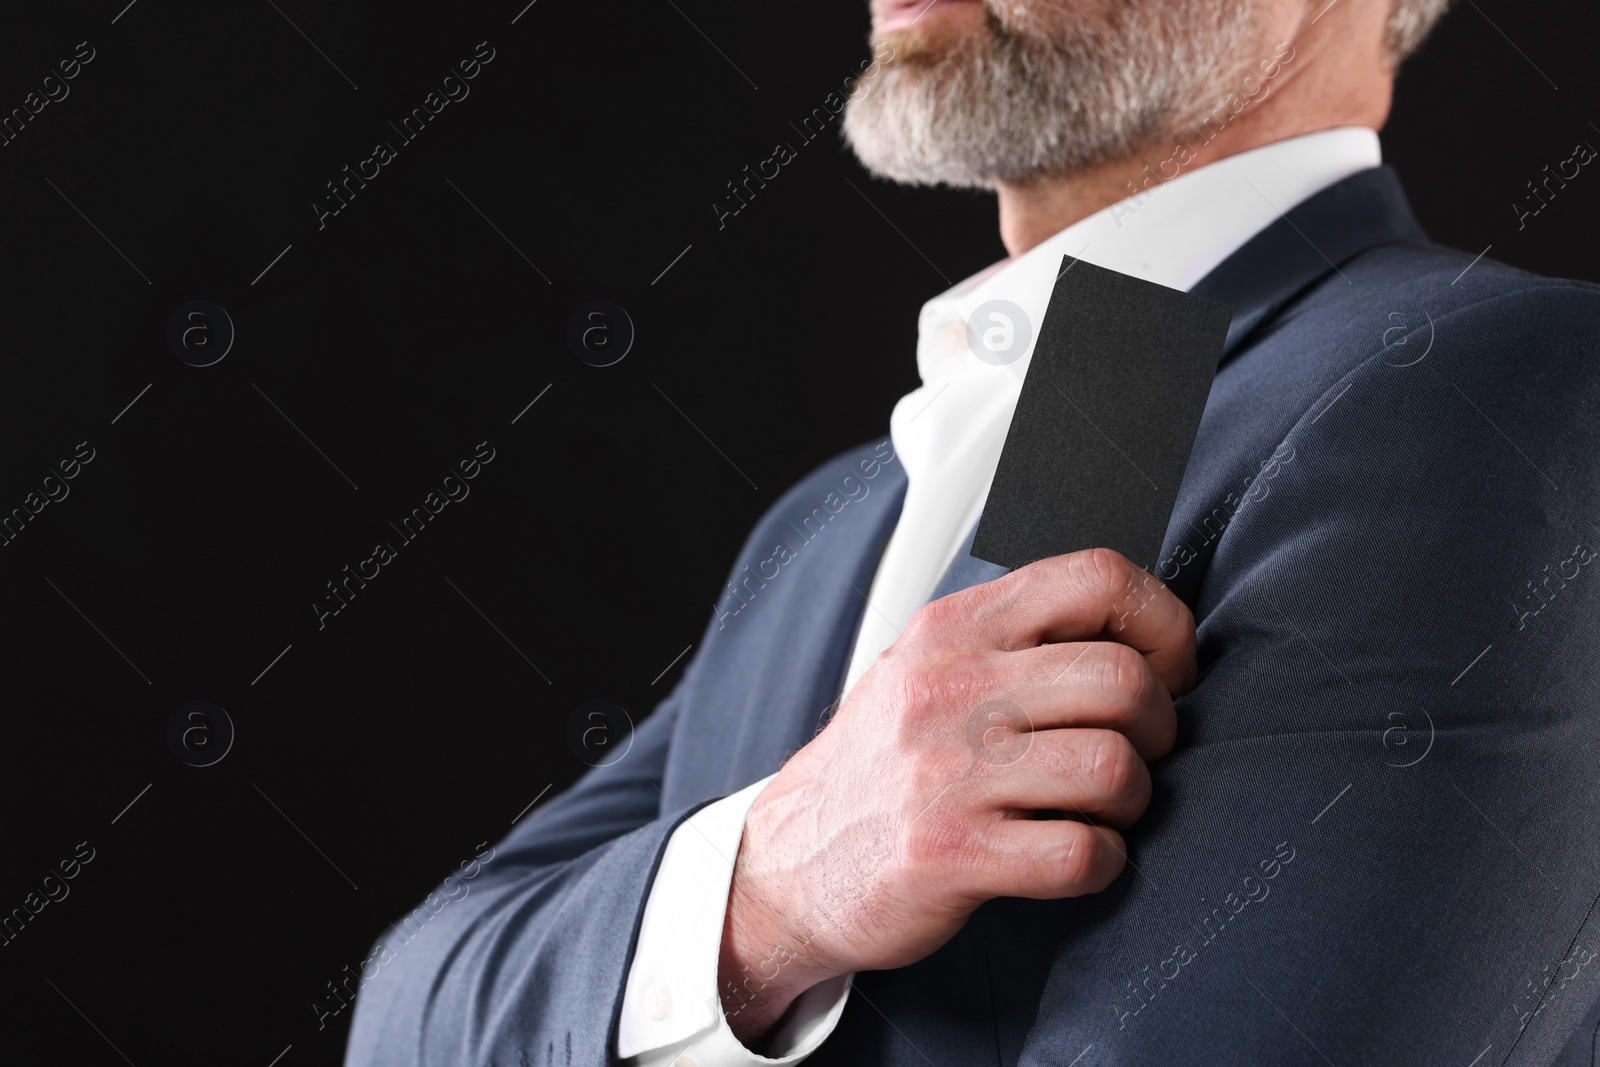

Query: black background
[0,1,1594,1064]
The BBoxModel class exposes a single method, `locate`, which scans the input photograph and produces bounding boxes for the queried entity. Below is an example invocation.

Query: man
[347,0,1600,1063]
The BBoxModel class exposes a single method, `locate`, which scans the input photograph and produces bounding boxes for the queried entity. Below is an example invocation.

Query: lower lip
[878,0,980,32]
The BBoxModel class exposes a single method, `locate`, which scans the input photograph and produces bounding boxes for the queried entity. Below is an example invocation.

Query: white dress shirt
[619,127,1383,1066]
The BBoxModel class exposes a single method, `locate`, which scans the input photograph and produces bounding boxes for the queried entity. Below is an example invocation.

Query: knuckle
[1088,545,1134,585]
[1059,823,1095,887]
[905,594,962,643]
[893,663,943,716]
[892,662,977,724]
[983,571,1045,650]
[1074,547,1135,603]
[1059,822,1104,889]
[1103,642,1153,717]
[1082,730,1140,798]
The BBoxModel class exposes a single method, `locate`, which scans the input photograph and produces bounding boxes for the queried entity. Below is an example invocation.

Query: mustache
[870,0,1057,57]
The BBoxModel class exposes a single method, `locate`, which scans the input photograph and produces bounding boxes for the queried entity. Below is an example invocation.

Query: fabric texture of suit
[344,166,1600,1067]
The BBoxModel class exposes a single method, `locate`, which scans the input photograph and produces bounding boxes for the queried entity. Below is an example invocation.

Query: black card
[970,256,1234,572]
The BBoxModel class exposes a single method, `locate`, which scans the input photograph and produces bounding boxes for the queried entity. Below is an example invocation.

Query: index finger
[937,547,1198,695]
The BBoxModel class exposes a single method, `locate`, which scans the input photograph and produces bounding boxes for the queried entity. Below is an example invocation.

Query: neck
[993,12,1394,256]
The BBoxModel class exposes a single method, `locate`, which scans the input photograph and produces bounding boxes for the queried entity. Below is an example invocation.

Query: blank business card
[970,255,1234,572]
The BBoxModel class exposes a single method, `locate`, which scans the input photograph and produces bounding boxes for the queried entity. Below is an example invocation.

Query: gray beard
[842,1,1264,189]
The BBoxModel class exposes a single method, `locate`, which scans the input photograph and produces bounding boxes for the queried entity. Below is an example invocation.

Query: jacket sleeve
[986,284,1600,1067]
[341,673,707,1067]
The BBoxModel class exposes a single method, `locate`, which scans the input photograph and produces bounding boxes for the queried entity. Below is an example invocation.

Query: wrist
[718,803,842,1045]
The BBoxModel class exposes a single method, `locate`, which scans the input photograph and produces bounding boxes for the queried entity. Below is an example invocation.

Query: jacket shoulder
[1344,238,1600,326]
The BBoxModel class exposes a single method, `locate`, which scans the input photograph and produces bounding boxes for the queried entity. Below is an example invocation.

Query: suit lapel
[1196,165,1426,366]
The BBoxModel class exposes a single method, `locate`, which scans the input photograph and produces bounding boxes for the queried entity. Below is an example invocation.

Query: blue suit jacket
[345,166,1600,1066]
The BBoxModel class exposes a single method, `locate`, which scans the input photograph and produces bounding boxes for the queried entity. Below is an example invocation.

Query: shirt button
[646,983,671,1020]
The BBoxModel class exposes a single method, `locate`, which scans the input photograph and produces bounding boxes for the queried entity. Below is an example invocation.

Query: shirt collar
[914,127,1383,386]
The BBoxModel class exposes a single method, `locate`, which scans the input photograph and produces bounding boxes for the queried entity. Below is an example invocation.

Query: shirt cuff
[618,775,851,1066]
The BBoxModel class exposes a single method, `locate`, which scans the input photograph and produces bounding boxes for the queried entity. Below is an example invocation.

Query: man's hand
[716,548,1196,1044]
